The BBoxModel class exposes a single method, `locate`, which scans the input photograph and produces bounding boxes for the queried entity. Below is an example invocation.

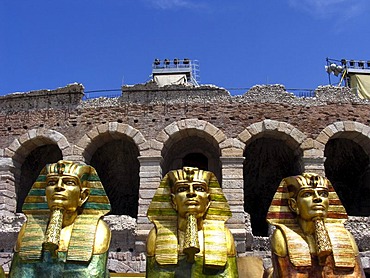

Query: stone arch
[156,119,226,181]
[238,120,305,236]
[76,122,145,217]
[75,122,146,163]
[4,128,68,213]
[316,121,370,155]
[318,121,370,216]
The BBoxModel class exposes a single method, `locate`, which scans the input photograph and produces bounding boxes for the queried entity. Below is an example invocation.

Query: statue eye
[65,180,76,186]
[177,187,188,193]
[319,191,329,197]
[194,186,205,192]
[301,192,312,198]
[47,180,56,186]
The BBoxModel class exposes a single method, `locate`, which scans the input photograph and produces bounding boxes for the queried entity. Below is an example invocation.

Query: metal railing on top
[83,89,122,100]
[82,87,317,100]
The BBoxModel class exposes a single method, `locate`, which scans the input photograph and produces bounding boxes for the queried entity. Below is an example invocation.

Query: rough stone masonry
[0,82,370,274]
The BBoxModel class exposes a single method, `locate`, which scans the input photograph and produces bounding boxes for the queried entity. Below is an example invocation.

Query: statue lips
[184,199,201,217]
[52,193,68,200]
[311,204,327,216]
[185,200,199,206]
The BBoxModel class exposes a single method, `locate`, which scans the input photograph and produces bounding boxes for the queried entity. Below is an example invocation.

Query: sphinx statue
[146,167,239,277]
[9,160,111,278]
[0,265,4,278]
[266,173,365,277]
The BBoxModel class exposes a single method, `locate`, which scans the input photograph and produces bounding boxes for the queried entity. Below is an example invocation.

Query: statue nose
[55,179,65,191]
[313,191,322,203]
[187,185,196,198]
[187,192,196,198]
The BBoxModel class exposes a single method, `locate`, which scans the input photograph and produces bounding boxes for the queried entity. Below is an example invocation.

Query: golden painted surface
[0,265,4,278]
[146,167,238,277]
[314,219,332,262]
[183,214,200,262]
[43,208,64,257]
[266,173,365,277]
[9,160,111,278]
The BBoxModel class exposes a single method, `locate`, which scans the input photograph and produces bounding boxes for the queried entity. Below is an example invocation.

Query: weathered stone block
[238,129,252,143]
[222,179,243,189]
[221,147,244,157]
[138,189,156,199]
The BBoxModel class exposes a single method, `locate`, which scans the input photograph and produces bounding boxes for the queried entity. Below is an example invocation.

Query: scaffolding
[152,58,200,86]
[325,58,370,99]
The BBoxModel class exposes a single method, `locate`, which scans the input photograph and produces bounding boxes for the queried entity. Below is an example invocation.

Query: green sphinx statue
[146,167,238,277]
[9,160,111,278]
[266,173,365,277]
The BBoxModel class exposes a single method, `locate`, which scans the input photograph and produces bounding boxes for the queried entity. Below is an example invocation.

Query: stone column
[301,139,326,176]
[0,155,17,215]
[302,157,326,176]
[0,153,22,273]
[220,156,246,253]
[135,156,163,253]
[302,146,326,177]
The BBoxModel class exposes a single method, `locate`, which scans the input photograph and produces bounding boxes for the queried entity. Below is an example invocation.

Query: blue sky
[1,0,370,96]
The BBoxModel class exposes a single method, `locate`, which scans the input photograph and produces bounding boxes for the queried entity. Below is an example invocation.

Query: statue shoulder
[225,226,236,256]
[14,222,27,252]
[146,227,157,256]
[271,228,288,257]
[346,229,359,256]
[93,219,111,254]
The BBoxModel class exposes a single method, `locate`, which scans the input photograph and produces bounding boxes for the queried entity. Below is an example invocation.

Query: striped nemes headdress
[167,166,212,189]
[267,173,347,225]
[267,173,356,268]
[20,160,111,262]
[147,167,232,268]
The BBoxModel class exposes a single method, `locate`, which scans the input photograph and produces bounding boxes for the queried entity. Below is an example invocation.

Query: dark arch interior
[243,137,302,236]
[162,136,221,182]
[182,153,208,171]
[325,138,370,216]
[90,139,140,217]
[17,144,62,212]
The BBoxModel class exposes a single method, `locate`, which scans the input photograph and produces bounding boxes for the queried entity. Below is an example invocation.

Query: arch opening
[324,138,370,216]
[90,138,140,217]
[17,144,62,212]
[162,136,221,182]
[244,137,302,236]
[182,153,208,171]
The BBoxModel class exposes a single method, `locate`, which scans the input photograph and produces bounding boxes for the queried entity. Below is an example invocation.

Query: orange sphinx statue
[266,173,365,277]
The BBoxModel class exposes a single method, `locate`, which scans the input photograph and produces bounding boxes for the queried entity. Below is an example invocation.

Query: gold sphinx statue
[146,167,239,277]
[266,173,365,277]
[0,265,4,278]
[9,160,111,278]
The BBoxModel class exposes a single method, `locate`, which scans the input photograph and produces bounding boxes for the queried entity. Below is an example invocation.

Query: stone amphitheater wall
[0,83,370,274]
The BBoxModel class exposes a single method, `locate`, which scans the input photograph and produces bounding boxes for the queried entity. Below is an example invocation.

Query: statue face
[291,187,329,220]
[45,175,88,212]
[171,181,210,219]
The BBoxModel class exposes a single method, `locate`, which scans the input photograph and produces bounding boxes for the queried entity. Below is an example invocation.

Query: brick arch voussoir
[238,120,305,155]
[219,138,245,157]
[318,121,370,155]
[76,122,146,162]
[9,128,68,164]
[4,128,68,200]
[137,139,163,157]
[157,119,226,158]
